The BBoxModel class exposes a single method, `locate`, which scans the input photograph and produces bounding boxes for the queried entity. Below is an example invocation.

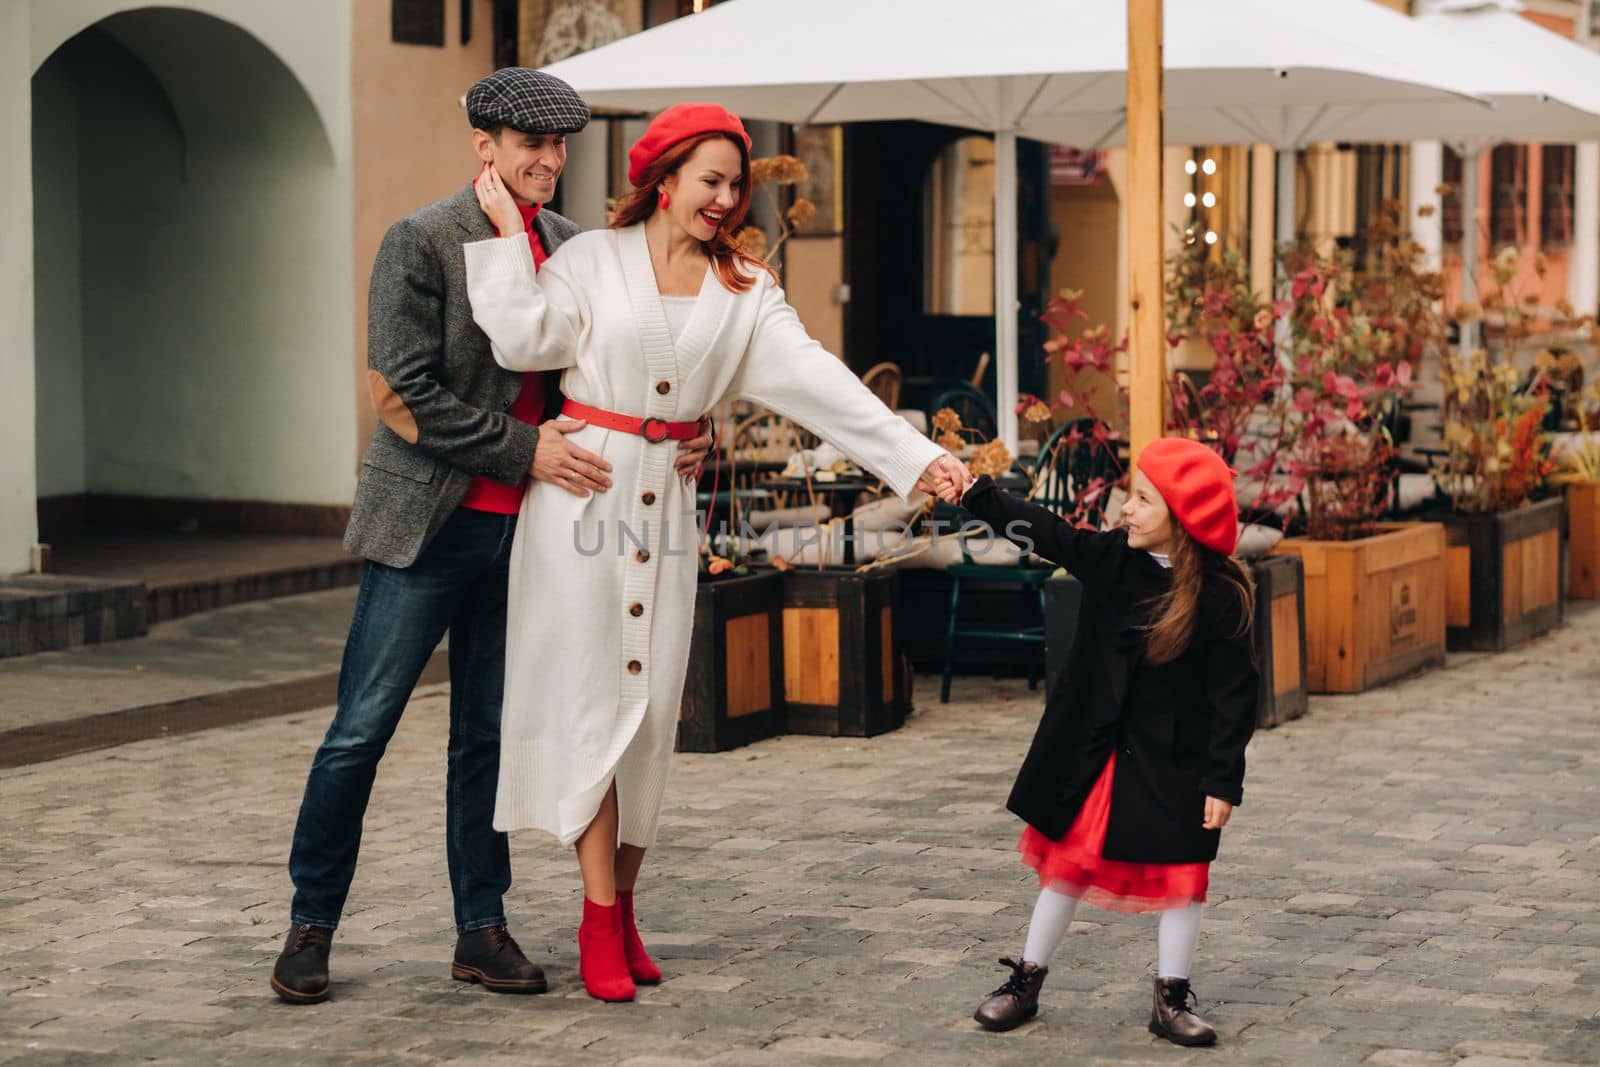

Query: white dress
[464,224,946,847]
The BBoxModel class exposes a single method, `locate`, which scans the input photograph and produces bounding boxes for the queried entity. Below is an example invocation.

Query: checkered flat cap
[465,68,590,135]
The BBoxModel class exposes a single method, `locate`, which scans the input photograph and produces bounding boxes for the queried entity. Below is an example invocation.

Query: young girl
[939,437,1257,1047]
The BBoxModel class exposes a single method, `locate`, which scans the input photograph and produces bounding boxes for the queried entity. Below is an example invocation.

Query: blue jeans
[289,509,517,934]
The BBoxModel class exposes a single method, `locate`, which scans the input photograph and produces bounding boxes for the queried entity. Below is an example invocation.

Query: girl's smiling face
[1121,468,1178,554]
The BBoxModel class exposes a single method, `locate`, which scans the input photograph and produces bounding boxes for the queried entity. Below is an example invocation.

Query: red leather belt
[561,399,704,444]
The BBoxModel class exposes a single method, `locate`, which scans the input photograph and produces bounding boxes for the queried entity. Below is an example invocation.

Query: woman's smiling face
[660,136,744,241]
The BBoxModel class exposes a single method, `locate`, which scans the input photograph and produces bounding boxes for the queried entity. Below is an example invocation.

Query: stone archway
[32,6,353,549]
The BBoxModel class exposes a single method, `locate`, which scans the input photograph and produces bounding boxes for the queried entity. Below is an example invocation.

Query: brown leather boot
[451,925,548,994]
[1148,976,1217,1046]
[973,957,1047,1031]
[270,923,332,1005]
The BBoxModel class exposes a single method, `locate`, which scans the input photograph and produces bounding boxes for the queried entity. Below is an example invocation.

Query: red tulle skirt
[1018,752,1209,914]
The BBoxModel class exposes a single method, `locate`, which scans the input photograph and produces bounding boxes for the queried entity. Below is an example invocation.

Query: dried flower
[733,225,769,259]
[1417,204,1436,218]
[1023,400,1052,423]
[750,154,808,187]
[969,439,1013,479]
[931,407,964,434]
[785,198,816,229]
[936,430,965,452]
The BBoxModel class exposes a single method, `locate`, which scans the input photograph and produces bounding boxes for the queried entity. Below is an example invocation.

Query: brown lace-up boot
[270,923,332,1004]
[1149,976,1217,1046]
[973,957,1048,1031]
[451,924,548,994]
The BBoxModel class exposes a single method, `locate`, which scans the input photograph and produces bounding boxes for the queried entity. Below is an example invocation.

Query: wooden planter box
[678,571,785,753]
[1437,496,1565,652]
[1567,482,1600,600]
[781,568,908,737]
[1251,554,1309,728]
[1272,523,1446,693]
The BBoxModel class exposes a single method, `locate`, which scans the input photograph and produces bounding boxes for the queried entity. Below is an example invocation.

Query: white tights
[1020,887,1204,979]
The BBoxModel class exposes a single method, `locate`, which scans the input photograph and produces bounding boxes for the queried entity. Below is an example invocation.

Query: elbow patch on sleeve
[368,370,419,445]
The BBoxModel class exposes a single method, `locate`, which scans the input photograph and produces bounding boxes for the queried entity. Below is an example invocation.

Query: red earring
[658,188,671,210]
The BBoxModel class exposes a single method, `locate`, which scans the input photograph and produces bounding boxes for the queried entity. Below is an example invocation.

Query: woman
[464,103,963,1002]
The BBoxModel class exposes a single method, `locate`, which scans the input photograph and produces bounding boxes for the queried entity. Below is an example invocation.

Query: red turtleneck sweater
[458,200,551,515]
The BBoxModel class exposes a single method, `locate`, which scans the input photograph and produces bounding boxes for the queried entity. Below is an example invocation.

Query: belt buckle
[640,417,669,444]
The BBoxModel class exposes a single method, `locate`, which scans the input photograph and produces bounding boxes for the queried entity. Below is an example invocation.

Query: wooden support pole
[1126,0,1165,465]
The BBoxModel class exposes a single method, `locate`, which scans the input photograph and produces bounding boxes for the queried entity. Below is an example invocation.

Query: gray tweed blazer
[345,183,581,568]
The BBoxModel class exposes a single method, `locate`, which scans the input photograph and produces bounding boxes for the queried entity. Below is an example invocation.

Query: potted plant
[1262,206,1448,693]
[1429,247,1565,651]
[678,537,786,753]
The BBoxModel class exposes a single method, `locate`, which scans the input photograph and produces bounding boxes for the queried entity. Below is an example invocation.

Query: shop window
[392,0,446,46]
[923,136,995,317]
[1489,144,1526,249]
[1543,144,1575,247]
[1442,146,1463,244]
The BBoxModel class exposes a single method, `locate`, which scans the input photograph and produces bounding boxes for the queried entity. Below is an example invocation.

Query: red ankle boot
[617,891,661,985]
[578,898,635,1002]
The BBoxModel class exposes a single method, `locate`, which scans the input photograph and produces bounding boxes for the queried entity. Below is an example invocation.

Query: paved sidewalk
[0,588,361,734]
[2,606,1598,1065]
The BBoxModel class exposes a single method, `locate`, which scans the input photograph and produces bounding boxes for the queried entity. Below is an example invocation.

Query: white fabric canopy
[541,0,1497,450]
[1411,6,1600,144]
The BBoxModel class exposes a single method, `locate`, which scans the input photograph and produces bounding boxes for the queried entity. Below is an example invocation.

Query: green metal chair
[929,384,998,442]
[938,418,1118,703]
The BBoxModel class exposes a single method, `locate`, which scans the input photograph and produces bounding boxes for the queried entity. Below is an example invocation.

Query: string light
[1184,159,1198,176]
[1201,158,1217,175]
[1202,192,1216,208]
[1184,192,1197,208]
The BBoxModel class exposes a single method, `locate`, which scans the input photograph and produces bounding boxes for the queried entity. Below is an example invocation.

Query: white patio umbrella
[541,0,1494,450]
[1409,2,1600,346]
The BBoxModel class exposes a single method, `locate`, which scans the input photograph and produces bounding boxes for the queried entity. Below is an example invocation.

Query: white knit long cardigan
[465,224,945,847]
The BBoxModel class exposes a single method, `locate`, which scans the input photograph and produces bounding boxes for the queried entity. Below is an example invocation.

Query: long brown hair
[610,131,777,294]
[1143,525,1255,665]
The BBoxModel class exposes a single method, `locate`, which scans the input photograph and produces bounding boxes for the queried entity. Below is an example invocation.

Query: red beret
[1136,438,1240,556]
[628,103,751,186]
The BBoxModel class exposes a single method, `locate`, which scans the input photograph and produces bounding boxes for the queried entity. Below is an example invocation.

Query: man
[271,68,712,1005]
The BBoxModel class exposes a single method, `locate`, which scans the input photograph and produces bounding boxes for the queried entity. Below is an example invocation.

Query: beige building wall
[351,0,498,462]
[785,237,846,358]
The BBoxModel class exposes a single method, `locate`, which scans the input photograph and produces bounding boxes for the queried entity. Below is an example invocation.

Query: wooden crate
[1272,523,1446,694]
[781,568,907,737]
[1567,482,1600,600]
[1251,553,1309,728]
[1438,496,1565,652]
[678,571,785,753]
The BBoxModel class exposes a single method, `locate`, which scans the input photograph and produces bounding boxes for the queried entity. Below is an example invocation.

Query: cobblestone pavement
[3,606,1598,1066]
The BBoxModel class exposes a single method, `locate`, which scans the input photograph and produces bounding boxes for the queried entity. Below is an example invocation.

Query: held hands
[531,419,613,497]
[474,163,525,238]
[1202,796,1233,831]
[917,453,973,505]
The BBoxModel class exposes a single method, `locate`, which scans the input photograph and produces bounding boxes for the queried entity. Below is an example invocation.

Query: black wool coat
[960,476,1258,865]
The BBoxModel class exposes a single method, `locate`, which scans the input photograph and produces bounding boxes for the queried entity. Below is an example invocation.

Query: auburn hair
[610,131,777,294]
[1143,524,1255,665]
